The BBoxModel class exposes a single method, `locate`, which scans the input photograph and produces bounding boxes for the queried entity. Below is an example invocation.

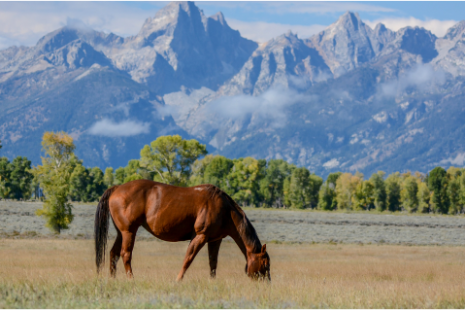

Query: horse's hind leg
[110,230,122,277]
[121,230,137,278]
[176,234,207,281]
[208,239,222,278]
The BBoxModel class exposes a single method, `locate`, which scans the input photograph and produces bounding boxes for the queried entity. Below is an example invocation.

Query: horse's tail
[94,185,119,274]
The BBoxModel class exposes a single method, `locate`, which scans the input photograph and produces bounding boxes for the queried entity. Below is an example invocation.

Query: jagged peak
[336,11,363,27]
[314,10,370,40]
[396,25,437,38]
[35,27,80,53]
[443,20,465,40]
[257,31,302,52]
[210,12,226,25]
[138,1,203,38]
[374,23,388,33]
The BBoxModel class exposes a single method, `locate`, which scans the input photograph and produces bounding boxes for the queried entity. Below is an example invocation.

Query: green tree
[417,181,431,213]
[318,183,333,210]
[428,167,449,214]
[284,167,322,209]
[123,160,143,183]
[114,167,125,185]
[31,132,76,233]
[335,173,362,210]
[0,156,33,199]
[9,157,33,199]
[227,157,265,207]
[189,154,215,186]
[103,167,114,188]
[385,172,401,212]
[458,170,465,214]
[203,156,234,190]
[401,175,419,212]
[369,171,386,211]
[88,167,105,201]
[259,159,295,208]
[69,160,91,202]
[318,172,342,210]
[447,167,462,214]
[0,157,12,198]
[353,180,374,210]
[140,135,207,186]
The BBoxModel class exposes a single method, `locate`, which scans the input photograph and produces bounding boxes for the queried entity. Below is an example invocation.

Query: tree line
[1,134,464,231]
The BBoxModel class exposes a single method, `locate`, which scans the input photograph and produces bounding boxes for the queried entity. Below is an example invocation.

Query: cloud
[206,87,310,128]
[0,2,161,47]
[228,19,326,42]
[88,119,150,137]
[379,63,446,98]
[201,2,395,15]
[265,2,396,14]
[365,17,457,37]
[440,152,465,166]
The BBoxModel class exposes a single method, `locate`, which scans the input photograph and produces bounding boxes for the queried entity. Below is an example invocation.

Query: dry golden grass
[0,238,465,308]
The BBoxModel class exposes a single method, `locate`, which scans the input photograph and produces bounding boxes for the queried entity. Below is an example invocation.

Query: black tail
[94,186,118,274]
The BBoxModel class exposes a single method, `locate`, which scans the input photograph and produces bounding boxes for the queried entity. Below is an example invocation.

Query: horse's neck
[231,209,261,255]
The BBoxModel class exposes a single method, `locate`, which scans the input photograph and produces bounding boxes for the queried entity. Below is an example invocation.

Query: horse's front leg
[176,234,207,281]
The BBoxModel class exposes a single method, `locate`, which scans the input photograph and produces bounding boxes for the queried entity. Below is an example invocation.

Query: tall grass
[0,239,464,308]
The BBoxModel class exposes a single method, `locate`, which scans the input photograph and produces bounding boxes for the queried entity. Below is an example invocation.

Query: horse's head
[246,244,271,281]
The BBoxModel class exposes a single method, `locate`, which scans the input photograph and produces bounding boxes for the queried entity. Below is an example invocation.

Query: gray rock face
[371,23,396,54]
[306,12,384,77]
[434,20,465,76]
[105,1,257,93]
[218,32,332,96]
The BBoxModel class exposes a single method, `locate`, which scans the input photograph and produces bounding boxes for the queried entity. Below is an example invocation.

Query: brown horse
[94,179,270,281]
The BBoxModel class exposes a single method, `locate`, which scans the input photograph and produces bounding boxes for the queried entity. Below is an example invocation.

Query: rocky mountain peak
[307,11,375,76]
[443,20,465,40]
[210,11,226,25]
[434,21,465,76]
[137,1,201,39]
[371,23,396,54]
[397,26,438,62]
[335,11,364,32]
[36,27,80,53]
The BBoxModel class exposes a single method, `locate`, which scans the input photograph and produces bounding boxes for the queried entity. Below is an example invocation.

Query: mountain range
[1,1,465,177]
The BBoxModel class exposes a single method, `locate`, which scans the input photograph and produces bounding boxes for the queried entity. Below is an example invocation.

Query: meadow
[2,201,465,308]
[1,239,465,308]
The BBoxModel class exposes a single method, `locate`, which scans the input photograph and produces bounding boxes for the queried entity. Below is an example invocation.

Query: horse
[94,179,270,281]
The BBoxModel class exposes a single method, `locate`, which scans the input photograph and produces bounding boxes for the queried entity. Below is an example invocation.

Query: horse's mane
[205,185,262,253]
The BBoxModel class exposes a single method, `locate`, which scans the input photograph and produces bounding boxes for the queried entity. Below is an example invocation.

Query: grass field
[1,239,465,308]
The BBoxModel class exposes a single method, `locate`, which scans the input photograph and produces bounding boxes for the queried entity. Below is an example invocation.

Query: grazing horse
[94,179,270,281]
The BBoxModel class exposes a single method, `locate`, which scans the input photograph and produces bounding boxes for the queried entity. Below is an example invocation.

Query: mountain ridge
[1,1,465,178]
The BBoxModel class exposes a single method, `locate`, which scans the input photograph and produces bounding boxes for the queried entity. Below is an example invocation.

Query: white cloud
[323,158,340,169]
[206,87,310,128]
[265,2,396,14]
[379,63,446,98]
[0,2,160,47]
[88,119,150,137]
[365,17,457,37]
[441,152,465,166]
[201,2,395,14]
[228,19,326,42]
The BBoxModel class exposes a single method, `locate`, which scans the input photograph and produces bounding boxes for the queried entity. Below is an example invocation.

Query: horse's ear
[261,244,266,253]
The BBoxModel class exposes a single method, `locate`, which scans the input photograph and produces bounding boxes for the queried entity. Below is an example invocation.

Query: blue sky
[0,1,462,49]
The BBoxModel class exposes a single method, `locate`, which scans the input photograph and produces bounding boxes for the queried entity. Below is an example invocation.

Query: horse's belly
[145,217,196,242]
